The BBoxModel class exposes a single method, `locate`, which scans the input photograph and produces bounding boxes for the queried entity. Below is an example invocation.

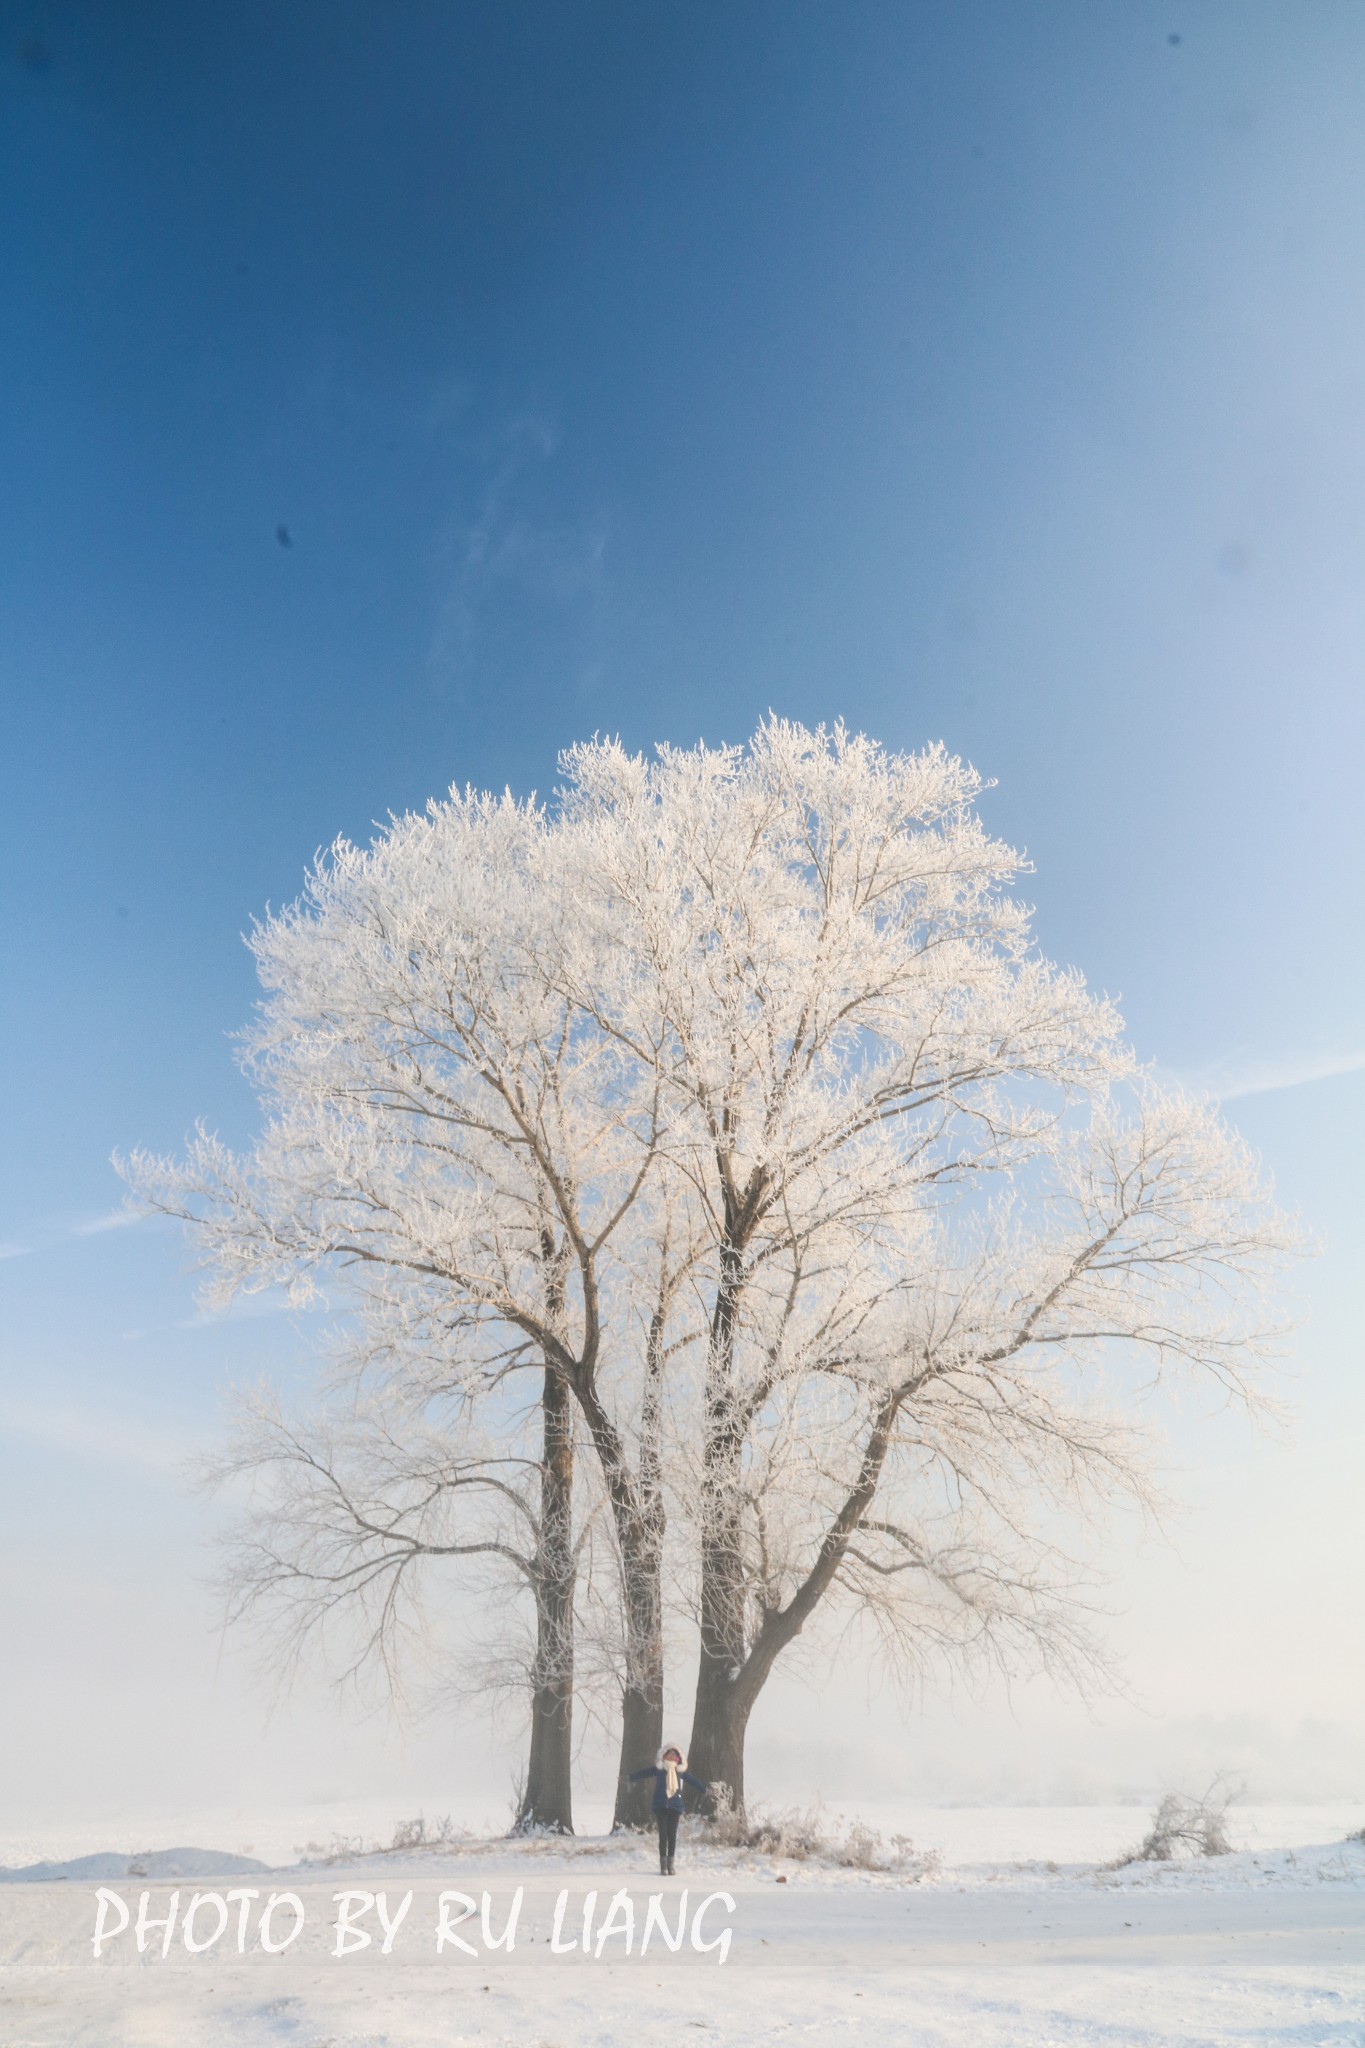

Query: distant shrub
[387,1813,459,1853]
[306,1833,370,1863]
[1113,1778,1239,1866]
[296,1813,463,1863]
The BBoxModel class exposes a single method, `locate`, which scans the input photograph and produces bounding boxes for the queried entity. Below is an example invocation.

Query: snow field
[0,1817,1362,2045]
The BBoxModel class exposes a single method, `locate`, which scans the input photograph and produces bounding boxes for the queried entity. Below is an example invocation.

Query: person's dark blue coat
[629,1753,708,1812]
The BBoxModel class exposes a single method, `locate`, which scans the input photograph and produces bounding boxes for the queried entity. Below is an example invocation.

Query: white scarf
[661,1752,683,1798]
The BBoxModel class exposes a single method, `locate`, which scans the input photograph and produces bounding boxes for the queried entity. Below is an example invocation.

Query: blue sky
[1,1,1362,1824]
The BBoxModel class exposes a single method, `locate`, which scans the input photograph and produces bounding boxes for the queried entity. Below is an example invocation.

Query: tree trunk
[611,1547,664,1825]
[613,1681,663,1828]
[689,1385,905,1823]
[564,1368,668,1829]
[519,1658,573,1834]
[514,1357,575,1833]
[688,1662,752,1819]
[687,1235,751,1817]
[611,1283,668,1829]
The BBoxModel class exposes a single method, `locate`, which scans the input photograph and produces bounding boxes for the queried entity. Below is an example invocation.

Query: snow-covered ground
[4,1796,1363,1874]
[1,1807,1362,2046]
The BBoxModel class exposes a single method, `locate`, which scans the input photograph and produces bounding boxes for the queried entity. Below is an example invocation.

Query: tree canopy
[127,720,1297,1818]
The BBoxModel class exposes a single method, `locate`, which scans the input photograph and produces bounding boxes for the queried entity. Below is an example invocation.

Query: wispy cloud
[0,1211,147,1263]
[428,414,608,701]
[1174,1046,1365,1101]
[72,1208,142,1238]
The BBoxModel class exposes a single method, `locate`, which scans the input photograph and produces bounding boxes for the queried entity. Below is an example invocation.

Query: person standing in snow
[629,1745,708,1874]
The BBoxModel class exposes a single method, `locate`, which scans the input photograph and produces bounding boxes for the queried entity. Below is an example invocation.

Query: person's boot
[667,1858,675,1876]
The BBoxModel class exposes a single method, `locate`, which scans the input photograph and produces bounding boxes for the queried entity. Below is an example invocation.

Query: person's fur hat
[656,1744,687,1769]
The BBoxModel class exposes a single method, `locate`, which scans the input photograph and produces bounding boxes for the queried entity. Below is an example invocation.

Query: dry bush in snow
[1115,1779,1239,1864]
[694,1790,939,1876]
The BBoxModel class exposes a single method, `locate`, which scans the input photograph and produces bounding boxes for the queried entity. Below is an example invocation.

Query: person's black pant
[656,1809,679,1870]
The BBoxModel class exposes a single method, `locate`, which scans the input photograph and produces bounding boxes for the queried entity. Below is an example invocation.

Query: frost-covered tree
[560,721,1297,1811]
[204,1289,590,1834]
[126,720,1296,1826]
[125,792,680,1830]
